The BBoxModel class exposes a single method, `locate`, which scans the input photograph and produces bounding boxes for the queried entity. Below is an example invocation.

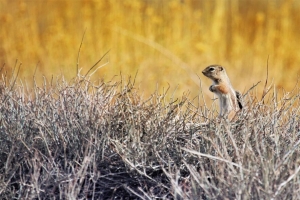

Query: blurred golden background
[1,0,300,98]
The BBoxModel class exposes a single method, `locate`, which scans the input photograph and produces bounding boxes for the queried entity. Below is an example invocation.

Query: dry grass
[0,65,300,199]
[1,0,300,199]
[1,0,300,98]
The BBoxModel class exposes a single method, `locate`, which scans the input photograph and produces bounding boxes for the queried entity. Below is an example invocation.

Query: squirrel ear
[219,66,224,71]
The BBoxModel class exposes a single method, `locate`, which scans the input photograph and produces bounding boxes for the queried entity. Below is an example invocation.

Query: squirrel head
[202,65,226,82]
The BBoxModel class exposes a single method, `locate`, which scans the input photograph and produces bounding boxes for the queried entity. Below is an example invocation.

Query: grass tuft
[0,73,300,199]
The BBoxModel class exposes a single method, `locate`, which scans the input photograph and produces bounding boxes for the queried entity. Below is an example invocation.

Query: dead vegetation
[0,69,300,199]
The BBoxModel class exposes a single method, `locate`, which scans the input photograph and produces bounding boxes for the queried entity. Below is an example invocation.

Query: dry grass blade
[83,50,110,78]
[261,56,271,102]
[181,147,249,172]
[274,165,300,197]
[76,28,87,76]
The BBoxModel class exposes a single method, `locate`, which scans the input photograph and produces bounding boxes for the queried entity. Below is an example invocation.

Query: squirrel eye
[209,67,215,71]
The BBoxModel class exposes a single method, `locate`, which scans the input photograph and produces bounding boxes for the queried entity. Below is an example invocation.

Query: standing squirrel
[202,65,243,119]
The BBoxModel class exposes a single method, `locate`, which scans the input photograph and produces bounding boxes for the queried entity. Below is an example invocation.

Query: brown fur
[202,65,243,119]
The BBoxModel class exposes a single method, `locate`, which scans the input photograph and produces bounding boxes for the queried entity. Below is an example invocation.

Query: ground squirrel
[202,65,243,119]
